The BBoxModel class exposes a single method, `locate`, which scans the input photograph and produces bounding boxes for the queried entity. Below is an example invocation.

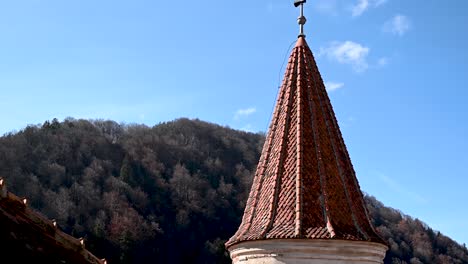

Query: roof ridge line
[312,52,369,239]
[260,49,299,238]
[295,46,304,237]
[320,75,380,240]
[305,46,367,240]
[302,47,334,238]
[235,55,293,241]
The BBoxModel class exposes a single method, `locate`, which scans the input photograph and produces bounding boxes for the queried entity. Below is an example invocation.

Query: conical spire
[226,36,385,248]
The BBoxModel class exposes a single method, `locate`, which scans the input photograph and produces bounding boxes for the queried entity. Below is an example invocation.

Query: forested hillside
[0,118,466,264]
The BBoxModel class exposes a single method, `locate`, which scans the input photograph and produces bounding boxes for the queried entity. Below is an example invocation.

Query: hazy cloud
[351,0,387,17]
[341,116,357,127]
[314,0,386,17]
[383,15,411,36]
[377,57,389,67]
[351,0,369,17]
[240,124,254,132]
[235,107,256,119]
[319,41,370,72]
[378,173,427,204]
[374,0,388,6]
[314,0,339,15]
[325,82,345,92]
[267,2,274,13]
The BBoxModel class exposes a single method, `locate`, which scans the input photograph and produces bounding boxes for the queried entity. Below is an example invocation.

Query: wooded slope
[0,118,466,264]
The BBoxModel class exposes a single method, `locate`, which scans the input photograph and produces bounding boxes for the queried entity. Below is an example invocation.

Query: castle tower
[225,1,388,263]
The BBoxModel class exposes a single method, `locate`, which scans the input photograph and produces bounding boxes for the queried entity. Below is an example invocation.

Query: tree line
[0,118,466,264]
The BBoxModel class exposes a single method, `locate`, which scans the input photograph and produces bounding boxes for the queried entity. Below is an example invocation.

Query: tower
[225,1,388,263]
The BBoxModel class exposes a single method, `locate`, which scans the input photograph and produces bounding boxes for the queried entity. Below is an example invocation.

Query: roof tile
[226,37,385,248]
[0,178,105,263]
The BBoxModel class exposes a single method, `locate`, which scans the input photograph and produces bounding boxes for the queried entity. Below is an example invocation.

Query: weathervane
[294,0,307,38]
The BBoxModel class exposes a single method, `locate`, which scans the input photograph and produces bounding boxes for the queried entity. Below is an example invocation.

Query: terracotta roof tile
[0,178,105,264]
[226,37,385,248]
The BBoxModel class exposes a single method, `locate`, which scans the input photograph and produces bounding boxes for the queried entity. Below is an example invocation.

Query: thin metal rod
[297,2,307,38]
[300,4,304,36]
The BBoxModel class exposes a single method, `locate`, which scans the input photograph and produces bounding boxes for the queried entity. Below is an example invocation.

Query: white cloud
[319,41,370,72]
[383,15,411,36]
[352,0,369,17]
[325,82,344,92]
[234,107,256,119]
[351,0,387,17]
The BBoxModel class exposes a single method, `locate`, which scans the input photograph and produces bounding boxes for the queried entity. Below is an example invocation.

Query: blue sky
[1,0,467,245]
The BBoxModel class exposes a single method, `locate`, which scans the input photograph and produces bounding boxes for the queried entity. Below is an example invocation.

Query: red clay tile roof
[226,37,385,248]
[0,178,106,264]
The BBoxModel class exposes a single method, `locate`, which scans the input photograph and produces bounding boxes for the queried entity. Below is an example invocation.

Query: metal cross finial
[294,0,307,38]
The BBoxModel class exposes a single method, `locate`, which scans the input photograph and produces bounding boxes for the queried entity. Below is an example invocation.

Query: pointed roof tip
[295,36,308,47]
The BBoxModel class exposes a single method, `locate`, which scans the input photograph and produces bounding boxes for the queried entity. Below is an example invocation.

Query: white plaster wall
[228,239,387,264]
